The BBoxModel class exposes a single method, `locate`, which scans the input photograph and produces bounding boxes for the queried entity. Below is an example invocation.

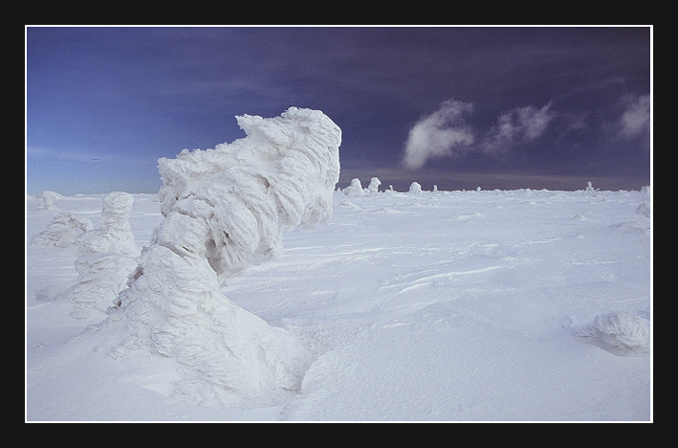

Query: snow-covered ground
[26,186,652,421]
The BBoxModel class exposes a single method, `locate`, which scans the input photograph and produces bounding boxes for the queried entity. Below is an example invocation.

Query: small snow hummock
[108,108,342,408]
[64,192,139,320]
[576,310,650,356]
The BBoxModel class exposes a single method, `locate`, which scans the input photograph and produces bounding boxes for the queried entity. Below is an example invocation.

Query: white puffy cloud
[402,99,555,169]
[402,99,475,170]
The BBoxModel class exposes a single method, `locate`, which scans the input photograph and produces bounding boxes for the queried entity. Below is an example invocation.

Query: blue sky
[26,26,651,194]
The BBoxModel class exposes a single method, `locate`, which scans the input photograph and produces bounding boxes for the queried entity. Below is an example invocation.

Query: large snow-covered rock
[111,107,341,407]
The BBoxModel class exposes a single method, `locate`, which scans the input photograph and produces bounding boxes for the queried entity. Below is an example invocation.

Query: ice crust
[111,108,341,407]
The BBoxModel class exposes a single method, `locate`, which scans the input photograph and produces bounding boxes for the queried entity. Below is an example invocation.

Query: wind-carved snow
[108,108,341,408]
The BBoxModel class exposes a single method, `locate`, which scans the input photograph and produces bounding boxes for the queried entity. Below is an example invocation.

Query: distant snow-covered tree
[344,178,365,196]
[367,177,381,195]
[409,182,423,194]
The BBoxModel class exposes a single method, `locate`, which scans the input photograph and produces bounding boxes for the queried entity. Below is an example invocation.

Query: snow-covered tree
[344,178,365,196]
[367,177,381,195]
[409,182,423,194]
[65,192,139,320]
[108,108,342,407]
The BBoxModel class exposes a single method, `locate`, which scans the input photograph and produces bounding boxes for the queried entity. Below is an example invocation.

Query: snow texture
[27,186,651,421]
[108,108,342,407]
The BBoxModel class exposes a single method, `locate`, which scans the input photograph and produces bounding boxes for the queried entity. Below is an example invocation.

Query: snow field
[26,186,651,421]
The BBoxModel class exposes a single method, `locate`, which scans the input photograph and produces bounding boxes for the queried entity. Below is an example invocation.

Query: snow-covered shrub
[367,177,381,195]
[110,107,341,407]
[408,182,422,194]
[37,190,63,210]
[344,178,365,197]
[576,310,650,356]
[64,192,139,320]
[31,212,93,248]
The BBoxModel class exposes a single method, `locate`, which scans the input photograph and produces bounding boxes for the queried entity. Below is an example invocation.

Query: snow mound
[63,192,139,320]
[576,310,650,356]
[109,107,341,407]
[31,212,94,248]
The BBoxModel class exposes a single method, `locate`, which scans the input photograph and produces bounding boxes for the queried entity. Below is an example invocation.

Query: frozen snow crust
[106,108,341,408]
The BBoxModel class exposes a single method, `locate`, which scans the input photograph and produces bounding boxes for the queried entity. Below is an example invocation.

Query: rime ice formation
[367,177,381,195]
[64,192,139,320]
[78,191,138,256]
[408,182,423,194]
[111,107,341,407]
[343,178,365,196]
[31,212,94,248]
[577,310,650,356]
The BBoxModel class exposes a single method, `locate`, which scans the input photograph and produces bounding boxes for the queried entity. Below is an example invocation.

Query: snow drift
[108,107,341,407]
